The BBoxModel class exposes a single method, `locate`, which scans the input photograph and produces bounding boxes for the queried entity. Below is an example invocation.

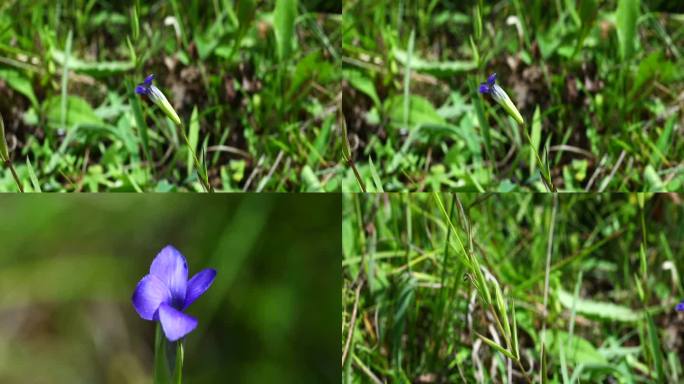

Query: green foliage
[342,0,684,192]
[342,193,684,383]
[0,0,340,191]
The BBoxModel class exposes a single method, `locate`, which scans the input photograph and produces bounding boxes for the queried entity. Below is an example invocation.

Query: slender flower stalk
[135,74,213,192]
[136,74,181,125]
[478,73,556,192]
[478,73,524,125]
[0,113,24,192]
[132,245,217,382]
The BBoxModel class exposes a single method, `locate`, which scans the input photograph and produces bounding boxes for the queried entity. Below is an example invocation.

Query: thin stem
[346,157,366,192]
[173,341,184,384]
[4,159,24,192]
[179,123,213,192]
[522,123,556,192]
[153,324,171,384]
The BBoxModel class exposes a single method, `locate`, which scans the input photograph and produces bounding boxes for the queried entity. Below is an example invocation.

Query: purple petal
[487,73,497,85]
[184,268,217,310]
[144,74,154,85]
[135,85,149,95]
[131,275,172,320]
[158,303,198,341]
[150,245,188,305]
[676,301,684,311]
[478,83,490,94]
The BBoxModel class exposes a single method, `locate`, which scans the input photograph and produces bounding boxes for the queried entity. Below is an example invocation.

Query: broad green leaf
[0,69,38,107]
[558,288,641,322]
[385,95,446,129]
[45,95,104,130]
[393,49,476,77]
[544,330,608,366]
[345,69,380,107]
[616,0,639,60]
[273,0,297,61]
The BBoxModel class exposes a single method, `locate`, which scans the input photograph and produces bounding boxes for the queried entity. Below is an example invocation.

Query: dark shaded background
[0,194,340,383]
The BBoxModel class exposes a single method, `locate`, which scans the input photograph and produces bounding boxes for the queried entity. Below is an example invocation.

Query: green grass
[342,192,684,382]
[342,0,684,192]
[0,0,341,191]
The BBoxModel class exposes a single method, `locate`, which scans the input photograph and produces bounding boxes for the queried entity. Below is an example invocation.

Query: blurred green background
[0,194,339,383]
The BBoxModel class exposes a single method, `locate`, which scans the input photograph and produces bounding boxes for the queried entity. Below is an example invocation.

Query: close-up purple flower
[676,301,684,311]
[132,245,217,342]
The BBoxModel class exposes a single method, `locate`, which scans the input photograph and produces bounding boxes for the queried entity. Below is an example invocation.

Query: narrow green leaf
[493,281,511,342]
[511,302,519,360]
[187,106,200,176]
[26,158,41,192]
[393,49,477,77]
[51,50,134,76]
[273,0,297,61]
[646,311,665,383]
[368,156,384,193]
[476,332,515,359]
[616,0,639,60]
[61,30,73,133]
[529,105,541,177]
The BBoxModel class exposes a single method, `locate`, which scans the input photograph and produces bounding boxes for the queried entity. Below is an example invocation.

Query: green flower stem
[3,159,24,193]
[179,122,213,193]
[153,325,185,384]
[173,341,184,384]
[153,324,171,384]
[341,112,366,192]
[521,123,556,192]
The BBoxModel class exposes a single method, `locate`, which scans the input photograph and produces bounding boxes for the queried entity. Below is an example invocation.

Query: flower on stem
[135,74,182,125]
[132,245,216,341]
[478,73,524,125]
[676,301,684,311]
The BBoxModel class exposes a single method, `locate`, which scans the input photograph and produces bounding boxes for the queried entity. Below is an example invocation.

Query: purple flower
[477,72,524,125]
[135,74,155,96]
[134,74,182,125]
[132,245,216,342]
[677,301,684,311]
[478,72,497,94]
